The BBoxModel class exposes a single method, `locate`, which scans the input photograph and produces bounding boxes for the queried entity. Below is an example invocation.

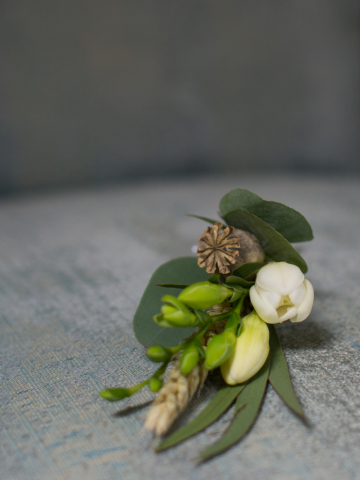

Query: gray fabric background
[0,175,359,479]
[1,1,359,193]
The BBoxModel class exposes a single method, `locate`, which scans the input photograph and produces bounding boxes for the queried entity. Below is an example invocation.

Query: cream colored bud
[221,311,269,385]
[249,261,314,324]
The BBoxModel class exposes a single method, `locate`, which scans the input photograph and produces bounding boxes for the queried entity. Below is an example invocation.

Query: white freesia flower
[221,311,269,385]
[250,262,314,324]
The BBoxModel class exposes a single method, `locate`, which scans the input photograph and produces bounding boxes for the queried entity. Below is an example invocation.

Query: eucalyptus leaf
[156,385,244,451]
[223,209,308,273]
[219,189,313,243]
[220,189,263,212]
[232,262,265,279]
[133,257,209,347]
[200,354,270,460]
[268,325,304,417]
[156,283,189,289]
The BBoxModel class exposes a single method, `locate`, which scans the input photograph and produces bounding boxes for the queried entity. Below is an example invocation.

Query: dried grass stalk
[144,361,201,436]
[144,302,231,436]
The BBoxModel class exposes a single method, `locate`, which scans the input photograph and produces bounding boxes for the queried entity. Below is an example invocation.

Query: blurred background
[0,0,359,194]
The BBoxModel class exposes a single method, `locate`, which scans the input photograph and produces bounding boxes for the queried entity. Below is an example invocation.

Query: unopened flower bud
[149,377,163,392]
[153,295,197,327]
[100,387,131,401]
[99,381,146,401]
[204,330,236,370]
[178,281,232,309]
[180,343,200,375]
[221,311,269,385]
[147,345,172,363]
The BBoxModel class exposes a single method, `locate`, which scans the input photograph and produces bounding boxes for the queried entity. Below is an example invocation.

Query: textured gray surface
[0,174,360,480]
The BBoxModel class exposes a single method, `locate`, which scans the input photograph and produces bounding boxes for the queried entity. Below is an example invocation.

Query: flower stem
[233,292,248,317]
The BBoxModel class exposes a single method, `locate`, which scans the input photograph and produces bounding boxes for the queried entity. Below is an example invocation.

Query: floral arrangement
[100,189,314,460]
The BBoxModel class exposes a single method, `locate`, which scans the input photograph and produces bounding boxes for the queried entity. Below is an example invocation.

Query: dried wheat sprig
[144,302,231,436]
[144,360,201,436]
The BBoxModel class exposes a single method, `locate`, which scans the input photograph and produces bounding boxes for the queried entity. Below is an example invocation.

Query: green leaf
[222,209,308,273]
[232,262,265,279]
[220,189,263,213]
[156,384,244,451]
[156,283,189,289]
[225,275,254,288]
[219,189,313,243]
[187,214,220,225]
[268,325,304,417]
[133,257,209,347]
[207,274,221,284]
[200,354,270,460]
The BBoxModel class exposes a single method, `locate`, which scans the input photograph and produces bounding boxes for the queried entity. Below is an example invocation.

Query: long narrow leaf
[187,214,219,225]
[156,385,244,451]
[268,325,304,417]
[156,283,189,289]
[200,355,270,460]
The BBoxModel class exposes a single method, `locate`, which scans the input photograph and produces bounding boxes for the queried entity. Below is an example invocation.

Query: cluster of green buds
[153,281,233,329]
[100,279,250,401]
[149,280,251,378]
[100,270,274,402]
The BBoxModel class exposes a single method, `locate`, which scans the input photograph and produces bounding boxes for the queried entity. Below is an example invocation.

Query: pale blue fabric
[1,175,360,479]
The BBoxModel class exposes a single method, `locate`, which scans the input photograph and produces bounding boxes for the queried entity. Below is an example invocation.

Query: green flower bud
[100,387,131,401]
[204,330,236,370]
[147,345,172,363]
[149,377,163,392]
[153,295,197,327]
[99,381,146,401]
[178,281,232,309]
[180,343,200,375]
[221,311,270,385]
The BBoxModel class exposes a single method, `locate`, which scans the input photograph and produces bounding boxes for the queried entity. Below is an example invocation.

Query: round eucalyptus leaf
[222,209,308,273]
[133,257,209,347]
[220,188,313,243]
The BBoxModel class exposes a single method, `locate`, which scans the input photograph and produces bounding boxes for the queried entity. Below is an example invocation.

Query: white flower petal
[250,285,279,324]
[256,262,304,296]
[276,305,298,322]
[257,286,282,308]
[289,281,306,305]
[291,279,314,322]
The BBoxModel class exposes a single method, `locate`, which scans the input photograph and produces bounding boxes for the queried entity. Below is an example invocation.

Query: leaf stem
[233,292,248,317]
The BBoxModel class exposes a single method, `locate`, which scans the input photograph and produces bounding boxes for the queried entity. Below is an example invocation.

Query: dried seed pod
[197,222,240,274]
[229,228,265,270]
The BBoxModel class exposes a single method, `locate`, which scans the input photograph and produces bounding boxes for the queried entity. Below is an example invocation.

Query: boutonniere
[99,188,314,460]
